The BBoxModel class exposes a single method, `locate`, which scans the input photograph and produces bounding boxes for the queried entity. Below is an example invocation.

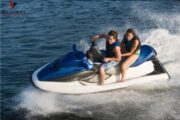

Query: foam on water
[16,2,180,120]
[16,30,180,120]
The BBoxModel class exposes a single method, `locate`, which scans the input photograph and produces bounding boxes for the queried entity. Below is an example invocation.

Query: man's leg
[99,61,119,85]
[99,66,106,85]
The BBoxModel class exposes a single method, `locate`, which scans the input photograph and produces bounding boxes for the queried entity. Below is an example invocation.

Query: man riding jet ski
[89,30,121,85]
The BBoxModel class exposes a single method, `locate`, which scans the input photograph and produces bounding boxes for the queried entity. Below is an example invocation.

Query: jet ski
[32,43,170,94]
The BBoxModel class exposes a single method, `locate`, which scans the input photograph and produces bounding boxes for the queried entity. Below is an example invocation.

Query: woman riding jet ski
[32,32,170,94]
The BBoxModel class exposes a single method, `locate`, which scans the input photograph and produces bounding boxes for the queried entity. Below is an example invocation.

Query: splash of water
[16,27,180,119]
[16,2,180,119]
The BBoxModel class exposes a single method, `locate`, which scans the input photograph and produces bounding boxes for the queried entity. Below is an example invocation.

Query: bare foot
[98,82,104,85]
[117,80,124,82]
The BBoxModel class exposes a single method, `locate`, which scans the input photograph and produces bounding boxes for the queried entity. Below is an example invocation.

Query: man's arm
[91,34,107,41]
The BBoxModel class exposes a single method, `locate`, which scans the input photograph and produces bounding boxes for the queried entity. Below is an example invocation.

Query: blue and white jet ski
[32,43,170,94]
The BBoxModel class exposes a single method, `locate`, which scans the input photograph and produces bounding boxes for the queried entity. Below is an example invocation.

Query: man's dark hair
[126,28,135,36]
[108,30,118,40]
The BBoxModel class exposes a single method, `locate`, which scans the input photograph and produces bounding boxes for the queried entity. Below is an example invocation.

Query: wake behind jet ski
[32,42,170,94]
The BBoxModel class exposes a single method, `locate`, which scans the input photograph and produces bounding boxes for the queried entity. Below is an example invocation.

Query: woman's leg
[120,54,139,82]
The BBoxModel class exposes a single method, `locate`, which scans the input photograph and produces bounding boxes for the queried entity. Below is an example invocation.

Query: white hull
[32,59,170,94]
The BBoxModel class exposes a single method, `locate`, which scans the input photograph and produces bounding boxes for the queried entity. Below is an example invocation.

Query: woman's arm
[91,34,107,41]
[121,40,139,57]
[104,46,121,62]
[120,39,125,50]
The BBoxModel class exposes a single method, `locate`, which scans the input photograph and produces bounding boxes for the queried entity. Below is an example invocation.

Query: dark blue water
[1,0,180,120]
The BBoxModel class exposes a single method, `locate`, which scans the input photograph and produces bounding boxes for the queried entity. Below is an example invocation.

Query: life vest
[123,34,141,52]
[106,41,120,57]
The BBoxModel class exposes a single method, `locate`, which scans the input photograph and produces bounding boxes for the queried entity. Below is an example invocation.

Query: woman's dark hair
[108,30,118,40]
[126,28,135,36]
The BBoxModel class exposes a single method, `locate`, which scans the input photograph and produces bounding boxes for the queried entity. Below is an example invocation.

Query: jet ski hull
[32,57,170,94]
